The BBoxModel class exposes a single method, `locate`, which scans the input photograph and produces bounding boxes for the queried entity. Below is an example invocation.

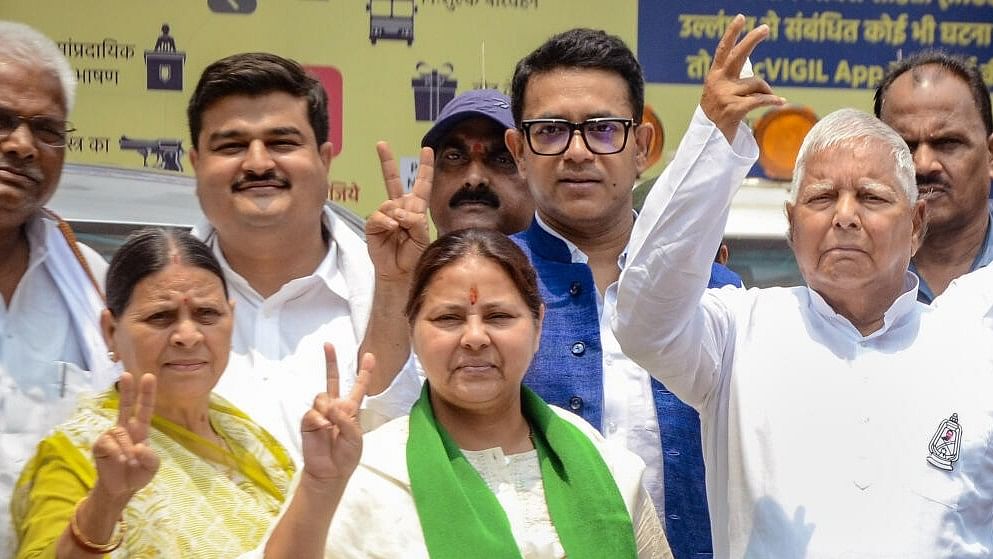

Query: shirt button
[568,396,583,411]
[607,421,618,433]
[569,282,582,296]
[667,513,681,521]
[570,342,586,356]
[666,448,681,457]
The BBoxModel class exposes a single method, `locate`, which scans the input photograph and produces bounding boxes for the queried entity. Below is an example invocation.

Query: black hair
[405,228,542,323]
[510,28,645,125]
[187,52,329,148]
[105,228,228,317]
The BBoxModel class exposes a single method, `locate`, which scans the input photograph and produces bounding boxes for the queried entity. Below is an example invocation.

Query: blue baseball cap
[421,89,515,149]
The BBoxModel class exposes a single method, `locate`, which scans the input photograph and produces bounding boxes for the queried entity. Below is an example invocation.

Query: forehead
[440,117,507,149]
[424,255,515,295]
[0,57,65,117]
[800,141,902,191]
[520,67,633,120]
[131,263,226,302]
[882,66,984,126]
[199,91,312,136]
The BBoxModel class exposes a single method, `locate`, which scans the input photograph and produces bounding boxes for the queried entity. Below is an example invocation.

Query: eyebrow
[206,126,305,144]
[439,135,506,152]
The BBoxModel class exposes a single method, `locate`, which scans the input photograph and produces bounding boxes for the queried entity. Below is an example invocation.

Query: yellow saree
[12,389,295,558]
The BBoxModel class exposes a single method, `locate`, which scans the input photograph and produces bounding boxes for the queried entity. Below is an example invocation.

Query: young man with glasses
[502,27,781,559]
[0,21,117,556]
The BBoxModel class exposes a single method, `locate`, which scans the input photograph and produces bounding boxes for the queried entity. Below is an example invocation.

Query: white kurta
[242,407,673,559]
[194,206,374,464]
[612,107,993,558]
[0,213,112,559]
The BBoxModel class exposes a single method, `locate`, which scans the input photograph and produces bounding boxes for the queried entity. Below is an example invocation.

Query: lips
[163,359,208,372]
[454,358,496,374]
[0,165,42,187]
[232,179,289,192]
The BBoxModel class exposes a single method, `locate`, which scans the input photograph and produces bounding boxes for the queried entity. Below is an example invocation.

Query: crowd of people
[1,11,991,559]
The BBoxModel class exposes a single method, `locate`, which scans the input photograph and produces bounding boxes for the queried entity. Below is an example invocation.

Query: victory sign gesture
[300,343,373,482]
[92,371,160,499]
[366,143,434,282]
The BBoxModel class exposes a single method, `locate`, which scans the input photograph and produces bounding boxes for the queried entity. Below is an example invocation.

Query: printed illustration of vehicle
[366,0,416,45]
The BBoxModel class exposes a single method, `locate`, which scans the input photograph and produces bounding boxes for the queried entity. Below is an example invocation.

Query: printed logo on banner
[411,62,457,121]
[208,0,258,13]
[119,136,185,172]
[367,0,418,46]
[302,66,344,157]
[145,24,186,91]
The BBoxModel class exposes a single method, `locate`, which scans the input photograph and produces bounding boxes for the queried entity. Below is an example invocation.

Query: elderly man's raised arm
[613,16,780,407]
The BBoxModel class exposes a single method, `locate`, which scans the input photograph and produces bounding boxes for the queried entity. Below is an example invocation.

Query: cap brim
[421,111,513,149]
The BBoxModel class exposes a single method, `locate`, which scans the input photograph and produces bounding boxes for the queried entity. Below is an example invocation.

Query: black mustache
[915,174,949,191]
[449,185,500,209]
[232,170,290,190]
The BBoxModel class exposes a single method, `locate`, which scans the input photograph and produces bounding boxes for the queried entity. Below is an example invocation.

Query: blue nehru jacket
[513,219,734,559]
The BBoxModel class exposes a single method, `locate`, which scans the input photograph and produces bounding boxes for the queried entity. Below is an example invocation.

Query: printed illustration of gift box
[411,62,457,121]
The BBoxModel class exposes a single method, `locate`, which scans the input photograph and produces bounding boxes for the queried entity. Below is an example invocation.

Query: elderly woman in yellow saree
[13,229,295,558]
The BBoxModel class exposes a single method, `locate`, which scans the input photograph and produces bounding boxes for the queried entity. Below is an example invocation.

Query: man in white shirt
[613,19,993,557]
[187,53,373,461]
[0,21,115,557]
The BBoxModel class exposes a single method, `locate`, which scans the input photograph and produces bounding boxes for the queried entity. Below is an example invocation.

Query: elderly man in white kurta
[613,105,993,558]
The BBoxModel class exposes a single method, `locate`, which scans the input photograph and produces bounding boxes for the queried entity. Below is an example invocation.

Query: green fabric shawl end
[406,383,637,559]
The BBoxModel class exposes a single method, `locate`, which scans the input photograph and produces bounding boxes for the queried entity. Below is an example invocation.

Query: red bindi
[469,286,478,305]
[469,141,485,155]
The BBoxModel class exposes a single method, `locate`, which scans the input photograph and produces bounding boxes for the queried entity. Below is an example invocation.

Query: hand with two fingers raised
[92,371,160,500]
[365,143,434,282]
[300,343,374,483]
[701,14,786,143]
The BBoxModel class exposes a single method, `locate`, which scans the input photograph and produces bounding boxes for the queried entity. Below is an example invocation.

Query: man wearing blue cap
[420,89,534,236]
[358,89,534,403]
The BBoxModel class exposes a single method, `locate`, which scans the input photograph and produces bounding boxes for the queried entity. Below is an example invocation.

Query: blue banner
[638,0,993,90]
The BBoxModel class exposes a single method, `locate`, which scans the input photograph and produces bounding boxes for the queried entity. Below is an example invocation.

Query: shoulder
[360,415,411,482]
[550,406,645,473]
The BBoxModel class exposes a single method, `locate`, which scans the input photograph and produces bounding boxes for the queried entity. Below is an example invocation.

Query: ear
[633,122,655,175]
[784,201,796,247]
[100,309,117,357]
[505,128,527,175]
[189,146,199,170]
[986,131,992,181]
[319,141,334,173]
[909,198,927,257]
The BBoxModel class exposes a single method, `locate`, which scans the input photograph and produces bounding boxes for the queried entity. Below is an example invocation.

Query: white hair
[789,108,916,204]
[0,20,76,112]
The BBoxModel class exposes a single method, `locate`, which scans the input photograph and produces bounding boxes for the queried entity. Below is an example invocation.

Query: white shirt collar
[806,271,921,341]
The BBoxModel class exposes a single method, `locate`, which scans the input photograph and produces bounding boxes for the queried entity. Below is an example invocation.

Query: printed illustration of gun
[119,136,185,172]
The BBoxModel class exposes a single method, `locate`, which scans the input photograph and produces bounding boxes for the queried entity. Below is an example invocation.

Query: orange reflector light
[754,105,818,181]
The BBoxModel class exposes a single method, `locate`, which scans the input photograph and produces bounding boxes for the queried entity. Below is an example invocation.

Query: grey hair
[0,21,76,112]
[789,108,916,204]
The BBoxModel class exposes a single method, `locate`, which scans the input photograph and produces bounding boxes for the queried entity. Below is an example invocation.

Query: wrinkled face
[431,117,532,236]
[190,92,332,239]
[102,263,234,411]
[411,255,542,412]
[879,66,993,236]
[787,141,925,302]
[0,58,66,232]
[506,68,651,234]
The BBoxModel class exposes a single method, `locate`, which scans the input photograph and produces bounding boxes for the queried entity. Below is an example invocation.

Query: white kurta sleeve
[612,106,758,409]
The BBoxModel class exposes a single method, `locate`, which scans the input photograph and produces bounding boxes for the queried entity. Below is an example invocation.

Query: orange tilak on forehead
[469,141,486,155]
[469,286,478,305]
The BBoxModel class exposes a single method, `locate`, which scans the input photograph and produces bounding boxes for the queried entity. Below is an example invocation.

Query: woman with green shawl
[13,229,295,558]
[250,228,672,559]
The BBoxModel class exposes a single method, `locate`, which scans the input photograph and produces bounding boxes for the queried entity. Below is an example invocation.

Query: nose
[460,315,490,351]
[833,192,861,230]
[1,121,38,161]
[463,156,489,187]
[241,139,275,175]
[562,129,594,163]
[912,143,942,178]
[171,317,204,348]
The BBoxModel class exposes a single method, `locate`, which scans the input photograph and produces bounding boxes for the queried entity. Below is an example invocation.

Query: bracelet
[69,495,127,554]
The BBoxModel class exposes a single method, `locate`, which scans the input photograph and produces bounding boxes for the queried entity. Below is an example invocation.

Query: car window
[724,237,804,288]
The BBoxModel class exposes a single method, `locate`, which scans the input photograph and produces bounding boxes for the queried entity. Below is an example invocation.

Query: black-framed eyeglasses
[520,117,635,156]
[0,106,75,148]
